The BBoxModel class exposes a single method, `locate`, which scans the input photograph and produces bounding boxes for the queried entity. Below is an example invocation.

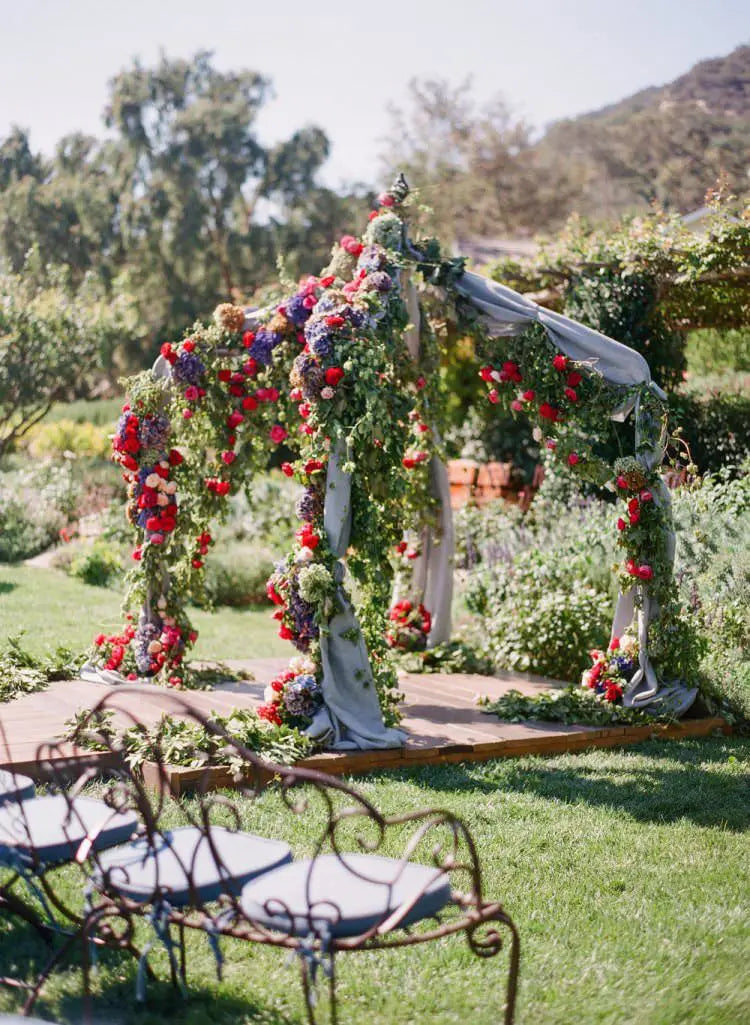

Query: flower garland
[95,172,685,724]
[258,183,439,728]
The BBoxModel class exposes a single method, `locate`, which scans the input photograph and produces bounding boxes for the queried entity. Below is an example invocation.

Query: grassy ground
[0,737,747,1025]
[0,563,287,660]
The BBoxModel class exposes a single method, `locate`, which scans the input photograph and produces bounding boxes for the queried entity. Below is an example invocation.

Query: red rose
[553,354,567,371]
[539,403,559,421]
[325,367,344,386]
[628,497,640,513]
[488,389,500,405]
[567,371,582,387]
[270,425,288,444]
[638,565,653,580]
[192,559,203,569]
[221,451,237,465]
[281,462,294,477]
[242,396,258,411]
[564,388,578,402]
[340,235,363,256]
[242,331,255,349]
[617,517,627,531]
[243,358,257,376]
[640,490,653,502]
[227,411,244,428]
[182,340,195,353]
[217,368,232,382]
[416,376,426,390]
[320,275,335,288]
[168,449,183,466]
[229,384,244,397]
[216,481,230,496]
[479,366,494,382]
[278,625,294,641]
[522,389,535,401]
[616,476,629,489]
[568,452,580,466]
[326,315,346,328]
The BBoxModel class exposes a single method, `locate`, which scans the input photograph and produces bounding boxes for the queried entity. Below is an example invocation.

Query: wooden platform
[0,658,729,780]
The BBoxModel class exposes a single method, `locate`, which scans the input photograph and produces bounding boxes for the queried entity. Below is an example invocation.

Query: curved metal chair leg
[300,956,318,1025]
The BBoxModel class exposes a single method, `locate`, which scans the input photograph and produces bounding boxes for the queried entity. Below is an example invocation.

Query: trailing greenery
[481,686,672,726]
[393,639,492,675]
[64,706,315,770]
[0,634,85,703]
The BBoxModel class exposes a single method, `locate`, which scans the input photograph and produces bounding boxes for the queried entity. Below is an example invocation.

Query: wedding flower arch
[88,177,695,749]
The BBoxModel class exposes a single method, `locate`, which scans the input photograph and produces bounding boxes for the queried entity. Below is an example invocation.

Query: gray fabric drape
[452,269,693,714]
[391,278,454,646]
[304,442,407,749]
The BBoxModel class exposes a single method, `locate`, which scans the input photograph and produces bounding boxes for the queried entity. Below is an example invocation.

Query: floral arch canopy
[84,177,696,749]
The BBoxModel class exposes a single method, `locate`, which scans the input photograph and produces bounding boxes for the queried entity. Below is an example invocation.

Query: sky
[0,0,748,189]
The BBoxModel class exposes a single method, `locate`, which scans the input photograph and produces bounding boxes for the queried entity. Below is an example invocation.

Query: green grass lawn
[0,737,748,1024]
[0,563,287,661]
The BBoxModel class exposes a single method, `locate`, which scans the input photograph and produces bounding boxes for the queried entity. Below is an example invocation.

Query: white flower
[320,386,335,400]
[156,493,169,506]
[532,426,543,442]
[147,640,162,655]
[145,473,160,489]
[263,685,277,703]
[297,546,314,562]
[165,481,177,494]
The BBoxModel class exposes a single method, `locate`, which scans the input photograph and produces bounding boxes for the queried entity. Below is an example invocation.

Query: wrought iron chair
[2,688,520,1023]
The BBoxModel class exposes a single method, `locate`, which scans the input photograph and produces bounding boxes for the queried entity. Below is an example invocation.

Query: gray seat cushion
[0,770,34,806]
[95,825,293,907]
[0,794,138,867]
[241,853,452,938]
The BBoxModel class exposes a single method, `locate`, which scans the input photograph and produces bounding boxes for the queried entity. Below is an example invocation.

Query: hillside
[540,45,750,220]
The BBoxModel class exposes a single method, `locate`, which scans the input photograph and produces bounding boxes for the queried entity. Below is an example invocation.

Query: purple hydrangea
[304,318,335,359]
[283,674,322,718]
[315,294,338,313]
[357,245,387,273]
[139,414,170,450]
[288,588,318,652]
[347,306,367,328]
[610,656,637,679]
[134,619,161,675]
[364,271,393,293]
[295,486,322,523]
[285,293,313,326]
[172,351,206,385]
[251,328,283,367]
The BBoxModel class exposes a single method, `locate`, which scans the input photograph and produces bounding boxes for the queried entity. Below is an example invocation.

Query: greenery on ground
[0,635,84,703]
[64,706,314,768]
[481,686,671,727]
[0,737,747,1024]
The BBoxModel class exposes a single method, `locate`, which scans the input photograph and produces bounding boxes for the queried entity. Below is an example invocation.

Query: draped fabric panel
[452,269,693,715]
[304,442,407,749]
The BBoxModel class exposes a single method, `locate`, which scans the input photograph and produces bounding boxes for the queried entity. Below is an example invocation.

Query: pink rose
[221,451,237,465]
[511,399,523,412]
[568,452,580,466]
[270,424,288,444]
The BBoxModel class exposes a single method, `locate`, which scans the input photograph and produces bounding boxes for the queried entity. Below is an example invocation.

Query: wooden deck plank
[0,661,729,781]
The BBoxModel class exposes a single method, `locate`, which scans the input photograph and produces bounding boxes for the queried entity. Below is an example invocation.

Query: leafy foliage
[0,635,85,703]
[481,686,668,726]
[64,706,314,770]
